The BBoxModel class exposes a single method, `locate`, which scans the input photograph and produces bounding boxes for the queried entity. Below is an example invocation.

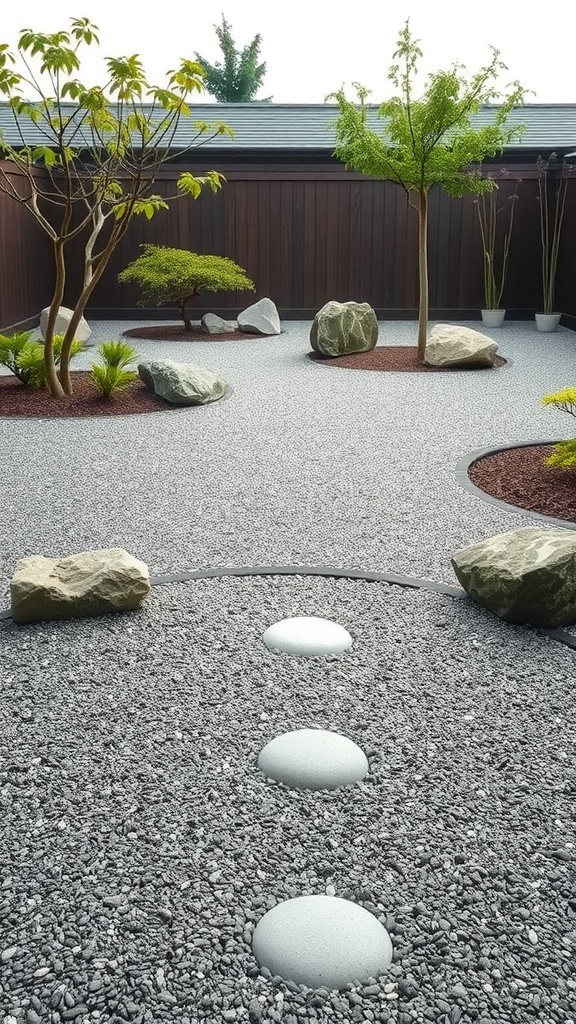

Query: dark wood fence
[0,163,54,331]
[2,160,575,329]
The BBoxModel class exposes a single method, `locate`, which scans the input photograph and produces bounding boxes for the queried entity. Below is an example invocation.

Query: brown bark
[417,188,429,361]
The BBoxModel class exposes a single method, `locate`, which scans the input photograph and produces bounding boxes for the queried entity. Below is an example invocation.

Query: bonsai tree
[329,21,526,359]
[0,18,232,397]
[118,245,255,330]
[195,14,271,102]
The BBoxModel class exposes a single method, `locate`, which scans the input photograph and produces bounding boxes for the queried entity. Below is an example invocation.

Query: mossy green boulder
[452,527,576,626]
[310,301,378,358]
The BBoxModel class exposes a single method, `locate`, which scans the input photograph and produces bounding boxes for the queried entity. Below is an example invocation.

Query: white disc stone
[258,729,369,790]
[252,895,393,990]
[262,616,352,656]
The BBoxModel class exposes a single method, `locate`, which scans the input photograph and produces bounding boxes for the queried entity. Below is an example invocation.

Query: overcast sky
[2,0,575,105]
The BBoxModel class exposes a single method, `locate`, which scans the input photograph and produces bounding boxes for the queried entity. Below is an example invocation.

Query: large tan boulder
[39,306,92,344]
[310,301,378,358]
[452,528,576,626]
[425,324,497,367]
[11,548,151,623]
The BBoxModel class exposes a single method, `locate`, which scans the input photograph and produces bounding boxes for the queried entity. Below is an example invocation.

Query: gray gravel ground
[1,320,576,1024]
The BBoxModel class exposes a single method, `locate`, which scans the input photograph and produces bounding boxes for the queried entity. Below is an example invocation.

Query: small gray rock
[201,313,238,334]
[238,298,281,335]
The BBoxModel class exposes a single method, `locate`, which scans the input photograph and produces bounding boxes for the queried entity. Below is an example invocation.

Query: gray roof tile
[1,102,575,151]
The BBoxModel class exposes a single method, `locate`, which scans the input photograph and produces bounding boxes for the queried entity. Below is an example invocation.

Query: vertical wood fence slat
[1,162,575,327]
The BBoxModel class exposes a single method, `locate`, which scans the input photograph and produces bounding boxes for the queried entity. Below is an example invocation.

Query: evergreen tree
[195,15,271,102]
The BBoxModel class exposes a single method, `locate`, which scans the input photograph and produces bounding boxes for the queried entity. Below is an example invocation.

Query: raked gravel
[1,320,576,1024]
[1,319,576,601]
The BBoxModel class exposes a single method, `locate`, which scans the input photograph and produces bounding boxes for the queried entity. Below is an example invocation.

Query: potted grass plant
[536,153,573,332]
[475,169,521,328]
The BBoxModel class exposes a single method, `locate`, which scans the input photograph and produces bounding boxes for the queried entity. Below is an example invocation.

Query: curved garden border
[2,561,575,651]
[455,440,576,531]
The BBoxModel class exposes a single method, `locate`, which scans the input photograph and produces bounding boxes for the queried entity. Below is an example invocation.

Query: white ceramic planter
[481,309,506,328]
[535,313,561,333]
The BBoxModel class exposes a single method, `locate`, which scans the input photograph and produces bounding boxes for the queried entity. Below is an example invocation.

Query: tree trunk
[44,242,67,398]
[59,209,132,394]
[417,188,429,361]
[179,300,192,332]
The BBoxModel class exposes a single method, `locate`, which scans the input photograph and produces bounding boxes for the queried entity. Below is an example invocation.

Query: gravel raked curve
[2,318,576,602]
[1,320,576,1024]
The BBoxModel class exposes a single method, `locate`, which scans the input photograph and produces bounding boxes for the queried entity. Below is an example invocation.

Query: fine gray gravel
[1,319,576,601]
[1,320,576,1024]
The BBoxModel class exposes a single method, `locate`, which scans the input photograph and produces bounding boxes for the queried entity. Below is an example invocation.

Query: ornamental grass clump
[474,170,521,311]
[537,155,574,316]
[118,245,255,331]
[541,388,576,469]
[0,332,84,388]
[90,341,139,398]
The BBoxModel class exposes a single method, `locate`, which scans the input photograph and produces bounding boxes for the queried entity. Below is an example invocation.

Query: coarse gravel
[1,319,576,1024]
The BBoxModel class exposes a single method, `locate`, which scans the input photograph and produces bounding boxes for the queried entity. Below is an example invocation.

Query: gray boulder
[11,548,150,623]
[201,313,238,334]
[425,324,497,367]
[238,298,281,335]
[310,301,378,358]
[138,360,227,405]
[40,305,92,344]
[452,527,576,626]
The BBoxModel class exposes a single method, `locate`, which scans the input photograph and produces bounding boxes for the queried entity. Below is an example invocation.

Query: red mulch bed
[123,324,275,342]
[308,346,506,371]
[0,372,175,418]
[469,445,576,523]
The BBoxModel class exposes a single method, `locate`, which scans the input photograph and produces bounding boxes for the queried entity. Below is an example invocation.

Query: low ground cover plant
[90,341,140,398]
[0,332,84,388]
[542,388,576,468]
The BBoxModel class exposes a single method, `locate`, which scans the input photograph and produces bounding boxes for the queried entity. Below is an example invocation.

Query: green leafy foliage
[329,20,526,358]
[0,18,230,397]
[542,388,576,417]
[541,388,576,469]
[0,332,83,388]
[0,331,35,383]
[118,245,255,330]
[90,340,139,398]
[545,440,576,470]
[194,15,271,102]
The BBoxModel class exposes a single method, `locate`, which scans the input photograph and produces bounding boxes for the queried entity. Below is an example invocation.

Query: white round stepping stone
[262,616,352,656]
[258,729,368,790]
[252,895,393,990]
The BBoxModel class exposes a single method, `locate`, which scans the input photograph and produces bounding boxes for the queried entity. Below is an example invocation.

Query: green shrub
[0,331,35,384]
[545,439,576,469]
[90,341,139,398]
[118,245,255,331]
[542,388,576,470]
[0,332,84,388]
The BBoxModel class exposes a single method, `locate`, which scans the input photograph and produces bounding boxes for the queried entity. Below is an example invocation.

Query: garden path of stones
[1,321,576,1024]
